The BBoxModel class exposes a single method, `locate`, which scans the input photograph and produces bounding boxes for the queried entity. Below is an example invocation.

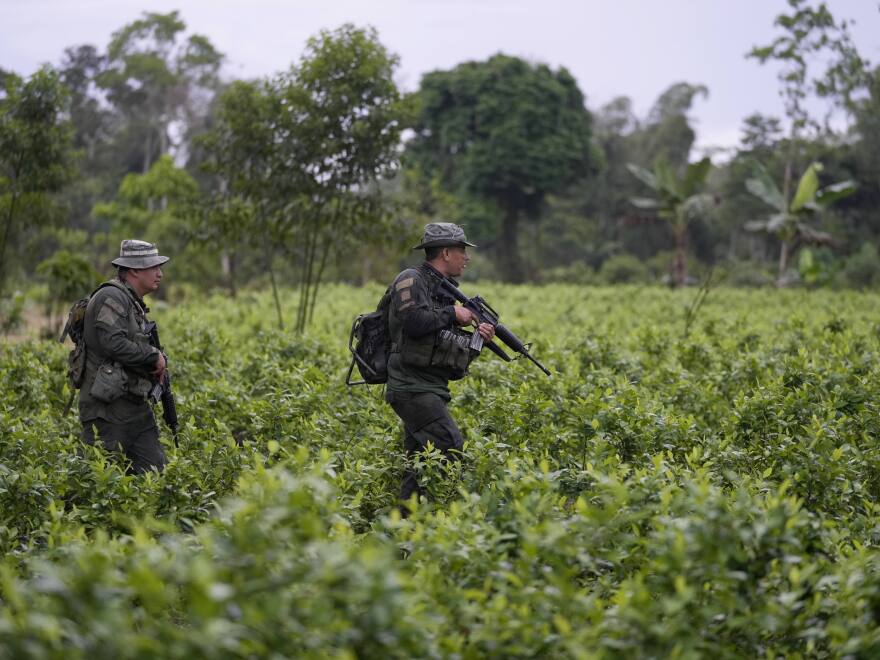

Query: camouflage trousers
[386,390,463,507]
[81,406,166,474]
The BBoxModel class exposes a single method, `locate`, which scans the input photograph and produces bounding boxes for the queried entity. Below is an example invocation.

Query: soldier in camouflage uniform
[386,223,495,512]
[79,240,170,473]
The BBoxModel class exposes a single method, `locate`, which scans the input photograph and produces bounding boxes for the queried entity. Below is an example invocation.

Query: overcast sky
[3,0,878,153]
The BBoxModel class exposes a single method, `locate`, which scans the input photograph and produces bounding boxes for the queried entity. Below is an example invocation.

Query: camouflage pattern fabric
[412,222,476,250]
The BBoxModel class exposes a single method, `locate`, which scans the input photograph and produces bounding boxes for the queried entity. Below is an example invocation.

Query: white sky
[2,0,878,153]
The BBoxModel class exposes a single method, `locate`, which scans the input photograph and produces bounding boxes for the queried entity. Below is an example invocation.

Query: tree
[201,25,404,330]
[744,161,856,283]
[748,0,869,205]
[632,83,708,169]
[59,45,111,165]
[97,11,223,173]
[36,250,100,335]
[285,23,404,331]
[627,157,714,287]
[405,54,594,281]
[92,155,205,286]
[200,80,275,305]
[0,68,75,294]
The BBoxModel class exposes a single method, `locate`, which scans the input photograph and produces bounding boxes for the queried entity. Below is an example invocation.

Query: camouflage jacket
[78,279,161,424]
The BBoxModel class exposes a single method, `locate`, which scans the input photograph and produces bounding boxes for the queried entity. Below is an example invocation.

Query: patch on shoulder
[96,296,126,325]
[395,277,414,291]
[400,289,412,302]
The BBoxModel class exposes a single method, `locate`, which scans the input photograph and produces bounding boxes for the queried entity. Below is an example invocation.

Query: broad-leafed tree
[405,54,594,282]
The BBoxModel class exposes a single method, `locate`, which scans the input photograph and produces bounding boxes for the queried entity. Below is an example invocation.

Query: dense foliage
[2,3,879,310]
[2,284,880,657]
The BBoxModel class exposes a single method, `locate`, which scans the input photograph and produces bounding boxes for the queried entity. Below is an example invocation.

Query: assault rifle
[145,321,180,445]
[440,279,551,376]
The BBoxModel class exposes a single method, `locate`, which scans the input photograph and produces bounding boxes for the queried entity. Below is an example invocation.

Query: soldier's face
[444,246,470,277]
[129,265,163,296]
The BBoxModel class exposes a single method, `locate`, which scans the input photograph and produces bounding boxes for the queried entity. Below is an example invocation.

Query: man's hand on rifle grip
[153,352,167,380]
[477,323,495,341]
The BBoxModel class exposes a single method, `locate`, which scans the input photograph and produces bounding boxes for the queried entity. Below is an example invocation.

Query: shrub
[598,254,649,284]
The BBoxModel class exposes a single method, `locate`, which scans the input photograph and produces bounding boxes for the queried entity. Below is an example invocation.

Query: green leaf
[790,162,822,212]
[682,157,712,196]
[653,158,680,198]
[630,197,660,210]
[743,219,770,232]
[815,180,857,206]
[745,164,785,211]
[626,163,657,190]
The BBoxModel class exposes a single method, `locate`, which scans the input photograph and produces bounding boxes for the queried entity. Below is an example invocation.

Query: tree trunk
[307,198,343,326]
[673,224,688,288]
[143,129,153,174]
[497,201,522,283]
[360,254,372,286]
[777,240,790,286]
[221,251,237,298]
[264,241,283,330]
[0,190,21,295]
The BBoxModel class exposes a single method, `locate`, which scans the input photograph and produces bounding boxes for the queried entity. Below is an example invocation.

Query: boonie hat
[412,222,476,250]
[111,240,170,269]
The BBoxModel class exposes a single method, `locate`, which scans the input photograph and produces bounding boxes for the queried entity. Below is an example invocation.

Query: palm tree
[627,157,714,287]
[743,162,855,285]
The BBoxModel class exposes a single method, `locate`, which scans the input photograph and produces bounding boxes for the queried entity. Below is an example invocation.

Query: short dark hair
[425,244,466,261]
[116,266,130,279]
[425,246,444,261]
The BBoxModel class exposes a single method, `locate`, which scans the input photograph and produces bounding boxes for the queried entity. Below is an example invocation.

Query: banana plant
[628,157,714,287]
[744,162,856,285]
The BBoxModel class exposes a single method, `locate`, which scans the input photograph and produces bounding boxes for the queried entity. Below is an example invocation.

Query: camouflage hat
[111,240,170,269]
[412,222,476,250]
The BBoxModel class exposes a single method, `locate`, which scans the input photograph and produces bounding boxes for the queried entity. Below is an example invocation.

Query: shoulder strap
[87,279,142,311]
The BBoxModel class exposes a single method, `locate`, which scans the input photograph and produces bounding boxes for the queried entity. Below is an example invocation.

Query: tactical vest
[82,280,154,402]
[390,265,473,380]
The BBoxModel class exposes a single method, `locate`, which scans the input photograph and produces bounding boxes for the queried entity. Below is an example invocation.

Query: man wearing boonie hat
[79,240,171,473]
[385,222,495,515]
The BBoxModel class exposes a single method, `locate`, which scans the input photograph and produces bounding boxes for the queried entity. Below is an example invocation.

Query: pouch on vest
[126,373,153,399]
[429,328,473,380]
[90,361,128,403]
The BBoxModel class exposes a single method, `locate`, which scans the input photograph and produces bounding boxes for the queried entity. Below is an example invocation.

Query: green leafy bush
[2,283,880,656]
[598,254,650,284]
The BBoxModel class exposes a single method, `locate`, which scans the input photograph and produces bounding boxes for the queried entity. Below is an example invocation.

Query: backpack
[59,282,120,389]
[345,287,392,386]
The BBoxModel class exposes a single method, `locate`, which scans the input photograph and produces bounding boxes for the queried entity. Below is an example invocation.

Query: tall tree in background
[287,23,403,331]
[201,79,288,325]
[92,155,205,283]
[0,68,75,294]
[632,83,708,168]
[202,25,403,330]
[59,45,111,166]
[748,0,869,206]
[628,157,714,287]
[406,54,594,282]
[97,10,223,173]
